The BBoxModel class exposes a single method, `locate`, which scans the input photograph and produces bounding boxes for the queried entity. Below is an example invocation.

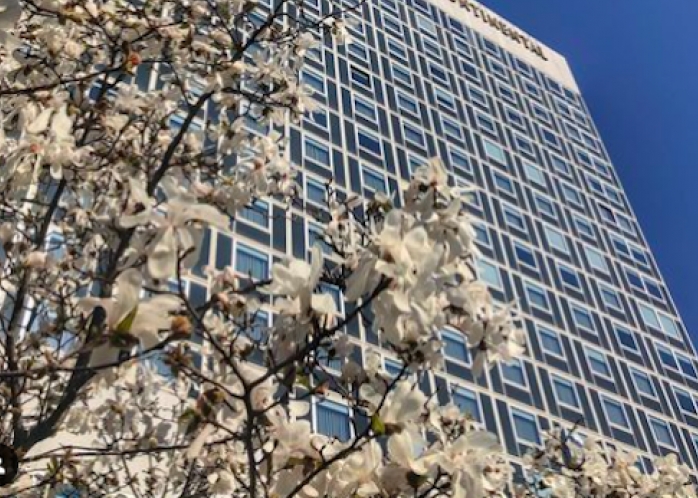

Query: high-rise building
[190,0,698,481]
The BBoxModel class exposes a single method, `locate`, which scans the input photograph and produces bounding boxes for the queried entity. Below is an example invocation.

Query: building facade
[183,0,698,481]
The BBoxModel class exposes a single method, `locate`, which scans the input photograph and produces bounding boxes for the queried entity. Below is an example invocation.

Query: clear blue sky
[480,0,698,345]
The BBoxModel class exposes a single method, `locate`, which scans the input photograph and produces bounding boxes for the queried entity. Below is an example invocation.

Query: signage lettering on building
[456,0,548,61]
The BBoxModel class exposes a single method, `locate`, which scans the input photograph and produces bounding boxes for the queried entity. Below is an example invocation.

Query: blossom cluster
[517,428,697,498]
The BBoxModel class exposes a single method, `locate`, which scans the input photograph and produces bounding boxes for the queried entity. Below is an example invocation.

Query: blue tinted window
[494,173,514,193]
[631,369,655,397]
[650,418,674,447]
[678,355,697,378]
[306,138,330,165]
[559,266,580,288]
[350,67,371,87]
[526,283,548,309]
[502,360,527,386]
[657,346,678,370]
[539,328,564,356]
[483,139,506,164]
[239,200,268,227]
[602,398,629,428]
[306,178,326,205]
[675,388,696,414]
[442,330,469,363]
[588,350,611,377]
[615,326,638,351]
[552,376,579,407]
[362,166,386,193]
[358,130,382,155]
[515,244,536,268]
[235,245,269,280]
[505,209,526,230]
[535,196,555,217]
[573,307,594,331]
[512,409,540,444]
[478,260,502,288]
[453,387,480,421]
[316,401,350,441]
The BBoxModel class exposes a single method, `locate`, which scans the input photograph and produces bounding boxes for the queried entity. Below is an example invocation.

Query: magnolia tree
[0,0,695,496]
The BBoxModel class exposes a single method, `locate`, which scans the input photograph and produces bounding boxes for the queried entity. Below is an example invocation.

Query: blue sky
[480,0,698,344]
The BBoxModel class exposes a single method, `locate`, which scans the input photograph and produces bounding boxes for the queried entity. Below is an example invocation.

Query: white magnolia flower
[78,269,181,367]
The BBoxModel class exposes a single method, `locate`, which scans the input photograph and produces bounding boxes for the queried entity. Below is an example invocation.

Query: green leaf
[115,306,138,334]
[370,413,385,436]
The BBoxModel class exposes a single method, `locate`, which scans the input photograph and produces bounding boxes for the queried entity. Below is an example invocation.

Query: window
[350,66,372,88]
[545,226,568,253]
[677,354,697,379]
[301,70,325,95]
[639,303,661,331]
[657,345,678,370]
[494,173,514,194]
[574,217,595,239]
[515,244,537,268]
[416,14,437,37]
[573,307,595,333]
[504,208,526,231]
[512,409,540,445]
[396,91,419,115]
[429,63,449,86]
[434,87,457,111]
[473,225,490,248]
[658,314,681,339]
[358,129,382,157]
[587,349,612,378]
[305,137,330,166]
[452,387,481,422]
[551,156,571,176]
[584,246,608,273]
[502,359,527,387]
[562,184,583,206]
[404,122,426,148]
[316,400,351,441]
[626,268,644,291]
[478,260,502,289]
[362,165,386,193]
[477,113,497,134]
[649,418,675,447]
[559,265,581,290]
[449,148,471,172]
[646,281,664,301]
[615,326,638,352]
[239,200,268,228]
[235,245,269,280]
[525,283,549,311]
[308,223,332,255]
[347,40,368,62]
[602,397,630,429]
[442,116,463,140]
[483,139,507,164]
[630,368,656,397]
[442,329,469,364]
[600,286,623,310]
[535,195,556,218]
[539,328,564,357]
[552,376,580,408]
[216,232,233,270]
[523,162,546,187]
[305,177,326,205]
[515,136,535,158]
[675,387,696,414]
[354,95,377,122]
[392,64,412,87]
